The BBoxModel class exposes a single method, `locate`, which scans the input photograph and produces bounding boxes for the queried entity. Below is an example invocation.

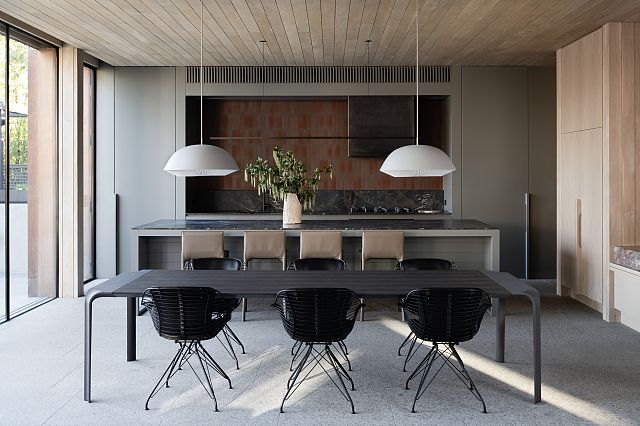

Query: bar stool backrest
[292,258,347,271]
[181,231,224,270]
[361,230,404,269]
[243,230,286,270]
[299,231,342,260]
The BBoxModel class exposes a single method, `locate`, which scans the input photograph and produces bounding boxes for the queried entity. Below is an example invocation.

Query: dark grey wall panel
[527,67,557,279]
[462,67,529,278]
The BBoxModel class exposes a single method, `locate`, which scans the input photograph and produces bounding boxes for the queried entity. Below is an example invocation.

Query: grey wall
[461,66,556,278]
[96,67,185,276]
[95,65,116,278]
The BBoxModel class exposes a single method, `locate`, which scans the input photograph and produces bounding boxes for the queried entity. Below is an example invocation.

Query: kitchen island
[131,218,500,272]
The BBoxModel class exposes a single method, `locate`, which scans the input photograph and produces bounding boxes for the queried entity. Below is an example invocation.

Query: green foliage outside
[0,38,29,166]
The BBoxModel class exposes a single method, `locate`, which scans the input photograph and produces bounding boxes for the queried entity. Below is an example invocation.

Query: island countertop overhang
[133,218,497,233]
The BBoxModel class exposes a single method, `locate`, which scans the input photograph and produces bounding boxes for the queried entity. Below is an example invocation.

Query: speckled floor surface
[1,285,639,425]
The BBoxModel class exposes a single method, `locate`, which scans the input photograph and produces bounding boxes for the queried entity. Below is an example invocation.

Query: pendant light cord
[200,0,204,145]
[416,0,419,146]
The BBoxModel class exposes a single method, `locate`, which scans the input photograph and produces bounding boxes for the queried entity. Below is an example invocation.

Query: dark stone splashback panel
[188,190,444,214]
[613,246,640,272]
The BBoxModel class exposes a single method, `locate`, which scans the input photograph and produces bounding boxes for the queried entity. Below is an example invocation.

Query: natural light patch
[379,318,623,425]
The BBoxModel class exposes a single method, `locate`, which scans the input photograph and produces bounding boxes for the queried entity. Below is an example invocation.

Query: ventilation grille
[186,66,450,84]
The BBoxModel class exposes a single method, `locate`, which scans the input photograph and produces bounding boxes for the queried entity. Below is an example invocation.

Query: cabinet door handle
[576,199,582,249]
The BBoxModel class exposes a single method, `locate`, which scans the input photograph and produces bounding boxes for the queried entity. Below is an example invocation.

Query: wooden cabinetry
[558,23,640,319]
[557,28,604,310]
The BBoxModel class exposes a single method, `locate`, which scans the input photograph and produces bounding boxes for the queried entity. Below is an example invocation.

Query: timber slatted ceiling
[2,0,640,66]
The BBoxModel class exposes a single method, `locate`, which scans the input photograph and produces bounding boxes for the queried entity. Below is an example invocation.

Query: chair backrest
[361,230,404,268]
[402,288,491,344]
[397,258,453,271]
[243,230,286,269]
[292,258,347,271]
[188,257,243,271]
[299,231,343,260]
[181,231,225,269]
[142,287,230,341]
[274,288,362,343]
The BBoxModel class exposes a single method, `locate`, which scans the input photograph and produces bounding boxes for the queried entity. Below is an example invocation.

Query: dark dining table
[83,269,541,404]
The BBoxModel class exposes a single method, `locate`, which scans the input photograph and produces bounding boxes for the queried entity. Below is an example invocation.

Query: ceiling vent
[186,66,450,85]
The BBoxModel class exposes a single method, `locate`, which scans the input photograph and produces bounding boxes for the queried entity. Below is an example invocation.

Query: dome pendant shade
[164,144,239,177]
[380,145,456,177]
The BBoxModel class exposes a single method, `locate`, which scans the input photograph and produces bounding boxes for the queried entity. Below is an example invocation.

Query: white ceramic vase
[283,193,302,225]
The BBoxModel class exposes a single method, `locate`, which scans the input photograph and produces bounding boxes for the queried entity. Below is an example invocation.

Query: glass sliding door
[0,23,57,321]
[83,65,95,282]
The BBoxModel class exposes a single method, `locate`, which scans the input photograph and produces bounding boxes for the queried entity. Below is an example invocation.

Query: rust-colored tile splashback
[195,97,442,191]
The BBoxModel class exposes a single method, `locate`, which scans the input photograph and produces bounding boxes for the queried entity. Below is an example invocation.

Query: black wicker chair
[396,258,455,372]
[273,288,363,414]
[291,258,349,271]
[289,258,351,369]
[186,257,246,369]
[400,287,491,413]
[141,287,234,411]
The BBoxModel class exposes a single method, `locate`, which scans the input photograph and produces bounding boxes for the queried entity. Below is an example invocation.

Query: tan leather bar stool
[181,231,225,270]
[360,230,404,321]
[242,230,287,321]
[299,231,343,260]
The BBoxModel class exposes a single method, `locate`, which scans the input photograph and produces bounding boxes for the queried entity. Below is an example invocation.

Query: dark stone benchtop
[613,246,640,271]
[133,219,497,231]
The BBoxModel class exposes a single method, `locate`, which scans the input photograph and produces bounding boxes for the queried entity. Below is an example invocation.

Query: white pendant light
[380,0,455,178]
[164,0,239,177]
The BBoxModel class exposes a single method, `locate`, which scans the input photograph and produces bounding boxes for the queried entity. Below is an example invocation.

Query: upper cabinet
[560,28,603,134]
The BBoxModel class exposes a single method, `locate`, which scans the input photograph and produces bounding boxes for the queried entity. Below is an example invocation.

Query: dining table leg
[526,292,542,403]
[127,297,136,362]
[495,298,506,363]
[84,289,113,403]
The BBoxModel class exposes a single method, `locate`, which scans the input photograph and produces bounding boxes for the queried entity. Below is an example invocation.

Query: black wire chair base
[398,332,423,372]
[405,343,487,414]
[281,343,356,414]
[145,340,232,412]
[290,340,351,371]
[216,325,246,370]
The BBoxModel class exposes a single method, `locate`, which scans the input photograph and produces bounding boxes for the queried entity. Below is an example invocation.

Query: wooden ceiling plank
[136,0,202,64]
[208,0,265,65]
[172,0,236,65]
[152,0,227,65]
[261,0,297,66]
[367,0,395,64]
[333,0,351,65]
[354,0,381,65]
[214,0,270,65]
[343,0,366,65]
[320,0,336,65]
[244,0,287,65]
[2,0,134,65]
[306,0,324,65]
[373,0,411,65]
[77,0,183,65]
[232,0,277,65]
[290,0,314,65]
[274,0,305,66]
[396,0,442,65]
[381,0,420,65]
[119,0,198,65]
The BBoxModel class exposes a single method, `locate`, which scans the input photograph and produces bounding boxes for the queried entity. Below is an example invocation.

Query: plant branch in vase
[244,146,332,224]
